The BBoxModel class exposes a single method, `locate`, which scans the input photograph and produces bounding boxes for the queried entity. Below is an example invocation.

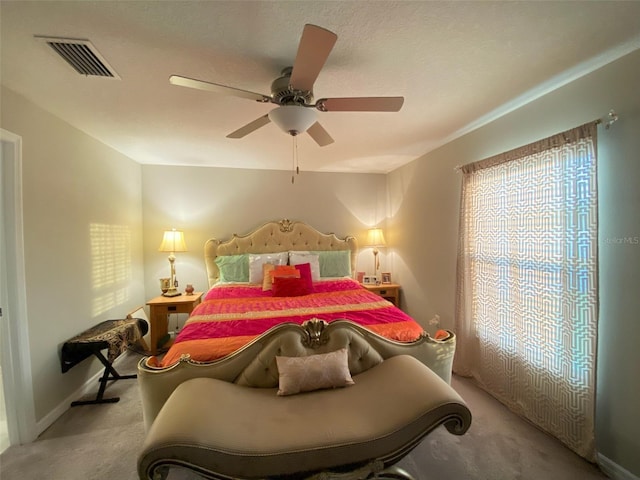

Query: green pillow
[312,250,352,278]
[215,254,249,282]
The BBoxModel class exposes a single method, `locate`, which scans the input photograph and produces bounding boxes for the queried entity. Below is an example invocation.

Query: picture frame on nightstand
[363,275,376,285]
[381,272,392,284]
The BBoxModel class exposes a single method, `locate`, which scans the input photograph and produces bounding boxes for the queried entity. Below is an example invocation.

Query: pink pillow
[294,263,314,292]
[272,276,313,297]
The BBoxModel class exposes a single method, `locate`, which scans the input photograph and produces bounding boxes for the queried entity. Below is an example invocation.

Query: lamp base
[162,288,182,297]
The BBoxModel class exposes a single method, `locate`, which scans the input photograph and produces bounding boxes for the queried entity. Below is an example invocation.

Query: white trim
[598,453,640,480]
[0,129,37,444]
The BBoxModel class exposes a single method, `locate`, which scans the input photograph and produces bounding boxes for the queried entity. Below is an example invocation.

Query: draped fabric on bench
[61,318,145,372]
[61,318,147,406]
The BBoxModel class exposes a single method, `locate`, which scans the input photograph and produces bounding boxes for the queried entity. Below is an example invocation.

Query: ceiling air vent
[35,36,120,79]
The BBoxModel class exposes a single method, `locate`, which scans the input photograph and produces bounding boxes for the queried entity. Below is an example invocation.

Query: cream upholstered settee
[138,319,471,480]
[137,319,457,432]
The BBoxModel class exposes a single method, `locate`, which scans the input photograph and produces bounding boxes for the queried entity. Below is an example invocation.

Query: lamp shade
[366,228,386,247]
[158,229,187,253]
[268,105,317,135]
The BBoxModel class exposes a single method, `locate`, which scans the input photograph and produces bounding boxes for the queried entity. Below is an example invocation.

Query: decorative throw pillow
[270,265,300,280]
[272,276,313,297]
[248,253,288,284]
[295,262,314,285]
[262,263,276,291]
[263,264,300,291]
[294,262,313,290]
[215,254,249,283]
[288,251,321,281]
[275,348,355,396]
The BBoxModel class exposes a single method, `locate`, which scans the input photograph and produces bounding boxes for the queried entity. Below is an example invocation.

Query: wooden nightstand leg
[149,310,168,355]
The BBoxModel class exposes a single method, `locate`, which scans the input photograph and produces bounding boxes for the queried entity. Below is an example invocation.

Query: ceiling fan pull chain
[295,135,300,175]
[292,136,296,184]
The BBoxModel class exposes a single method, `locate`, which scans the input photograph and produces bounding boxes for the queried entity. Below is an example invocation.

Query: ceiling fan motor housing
[271,67,313,105]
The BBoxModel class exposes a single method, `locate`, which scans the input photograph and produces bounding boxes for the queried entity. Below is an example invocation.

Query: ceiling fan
[169,24,404,147]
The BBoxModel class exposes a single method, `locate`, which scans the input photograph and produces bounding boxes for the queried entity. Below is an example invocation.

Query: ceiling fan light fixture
[268,105,317,136]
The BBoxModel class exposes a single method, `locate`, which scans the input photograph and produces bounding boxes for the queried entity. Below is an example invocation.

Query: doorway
[0,129,36,450]
[0,137,8,452]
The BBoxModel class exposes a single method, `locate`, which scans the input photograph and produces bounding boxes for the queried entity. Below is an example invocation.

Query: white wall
[388,49,640,477]
[0,87,145,422]
[141,165,388,298]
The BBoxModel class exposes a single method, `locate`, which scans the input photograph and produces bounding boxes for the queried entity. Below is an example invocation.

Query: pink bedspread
[158,278,424,366]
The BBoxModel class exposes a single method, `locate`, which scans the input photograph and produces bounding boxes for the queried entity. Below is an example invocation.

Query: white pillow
[248,252,288,284]
[288,251,320,281]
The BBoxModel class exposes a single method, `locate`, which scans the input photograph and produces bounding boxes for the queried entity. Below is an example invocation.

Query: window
[454,122,598,460]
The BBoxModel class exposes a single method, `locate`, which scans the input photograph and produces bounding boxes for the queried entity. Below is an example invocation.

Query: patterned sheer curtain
[454,122,598,460]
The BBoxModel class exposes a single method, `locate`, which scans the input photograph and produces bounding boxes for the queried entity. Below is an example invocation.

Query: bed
[138,219,456,430]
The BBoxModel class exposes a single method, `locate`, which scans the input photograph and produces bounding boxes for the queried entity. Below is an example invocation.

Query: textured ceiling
[2,1,640,173]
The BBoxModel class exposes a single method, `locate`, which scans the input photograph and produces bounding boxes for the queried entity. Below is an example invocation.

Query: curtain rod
[453,109,619,172]
[596,109,619,129]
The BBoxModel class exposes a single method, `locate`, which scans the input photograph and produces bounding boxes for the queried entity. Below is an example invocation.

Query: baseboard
[598,453,640,480]
[35,351,134,437]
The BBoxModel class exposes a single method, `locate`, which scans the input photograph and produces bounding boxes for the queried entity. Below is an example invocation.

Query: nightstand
[146,292,203,355]
[361,283,401,307]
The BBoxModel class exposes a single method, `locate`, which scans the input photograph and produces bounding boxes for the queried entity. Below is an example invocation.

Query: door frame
[0,128,36,444]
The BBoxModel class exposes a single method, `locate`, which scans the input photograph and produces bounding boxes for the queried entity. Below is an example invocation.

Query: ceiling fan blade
[315,97,404,112]
[226,114,271,139]
[289,24,337,92]
[306,122,334,147]
[170,75,271,103]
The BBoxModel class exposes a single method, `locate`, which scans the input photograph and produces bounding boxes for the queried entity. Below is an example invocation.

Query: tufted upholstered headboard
[204,219,358,288]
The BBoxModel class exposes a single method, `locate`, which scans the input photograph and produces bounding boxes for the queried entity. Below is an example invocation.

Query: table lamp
[158,229,187,297]
[366,228,386,277]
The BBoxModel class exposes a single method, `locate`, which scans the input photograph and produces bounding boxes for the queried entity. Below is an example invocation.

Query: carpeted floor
[0,351,607,480]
